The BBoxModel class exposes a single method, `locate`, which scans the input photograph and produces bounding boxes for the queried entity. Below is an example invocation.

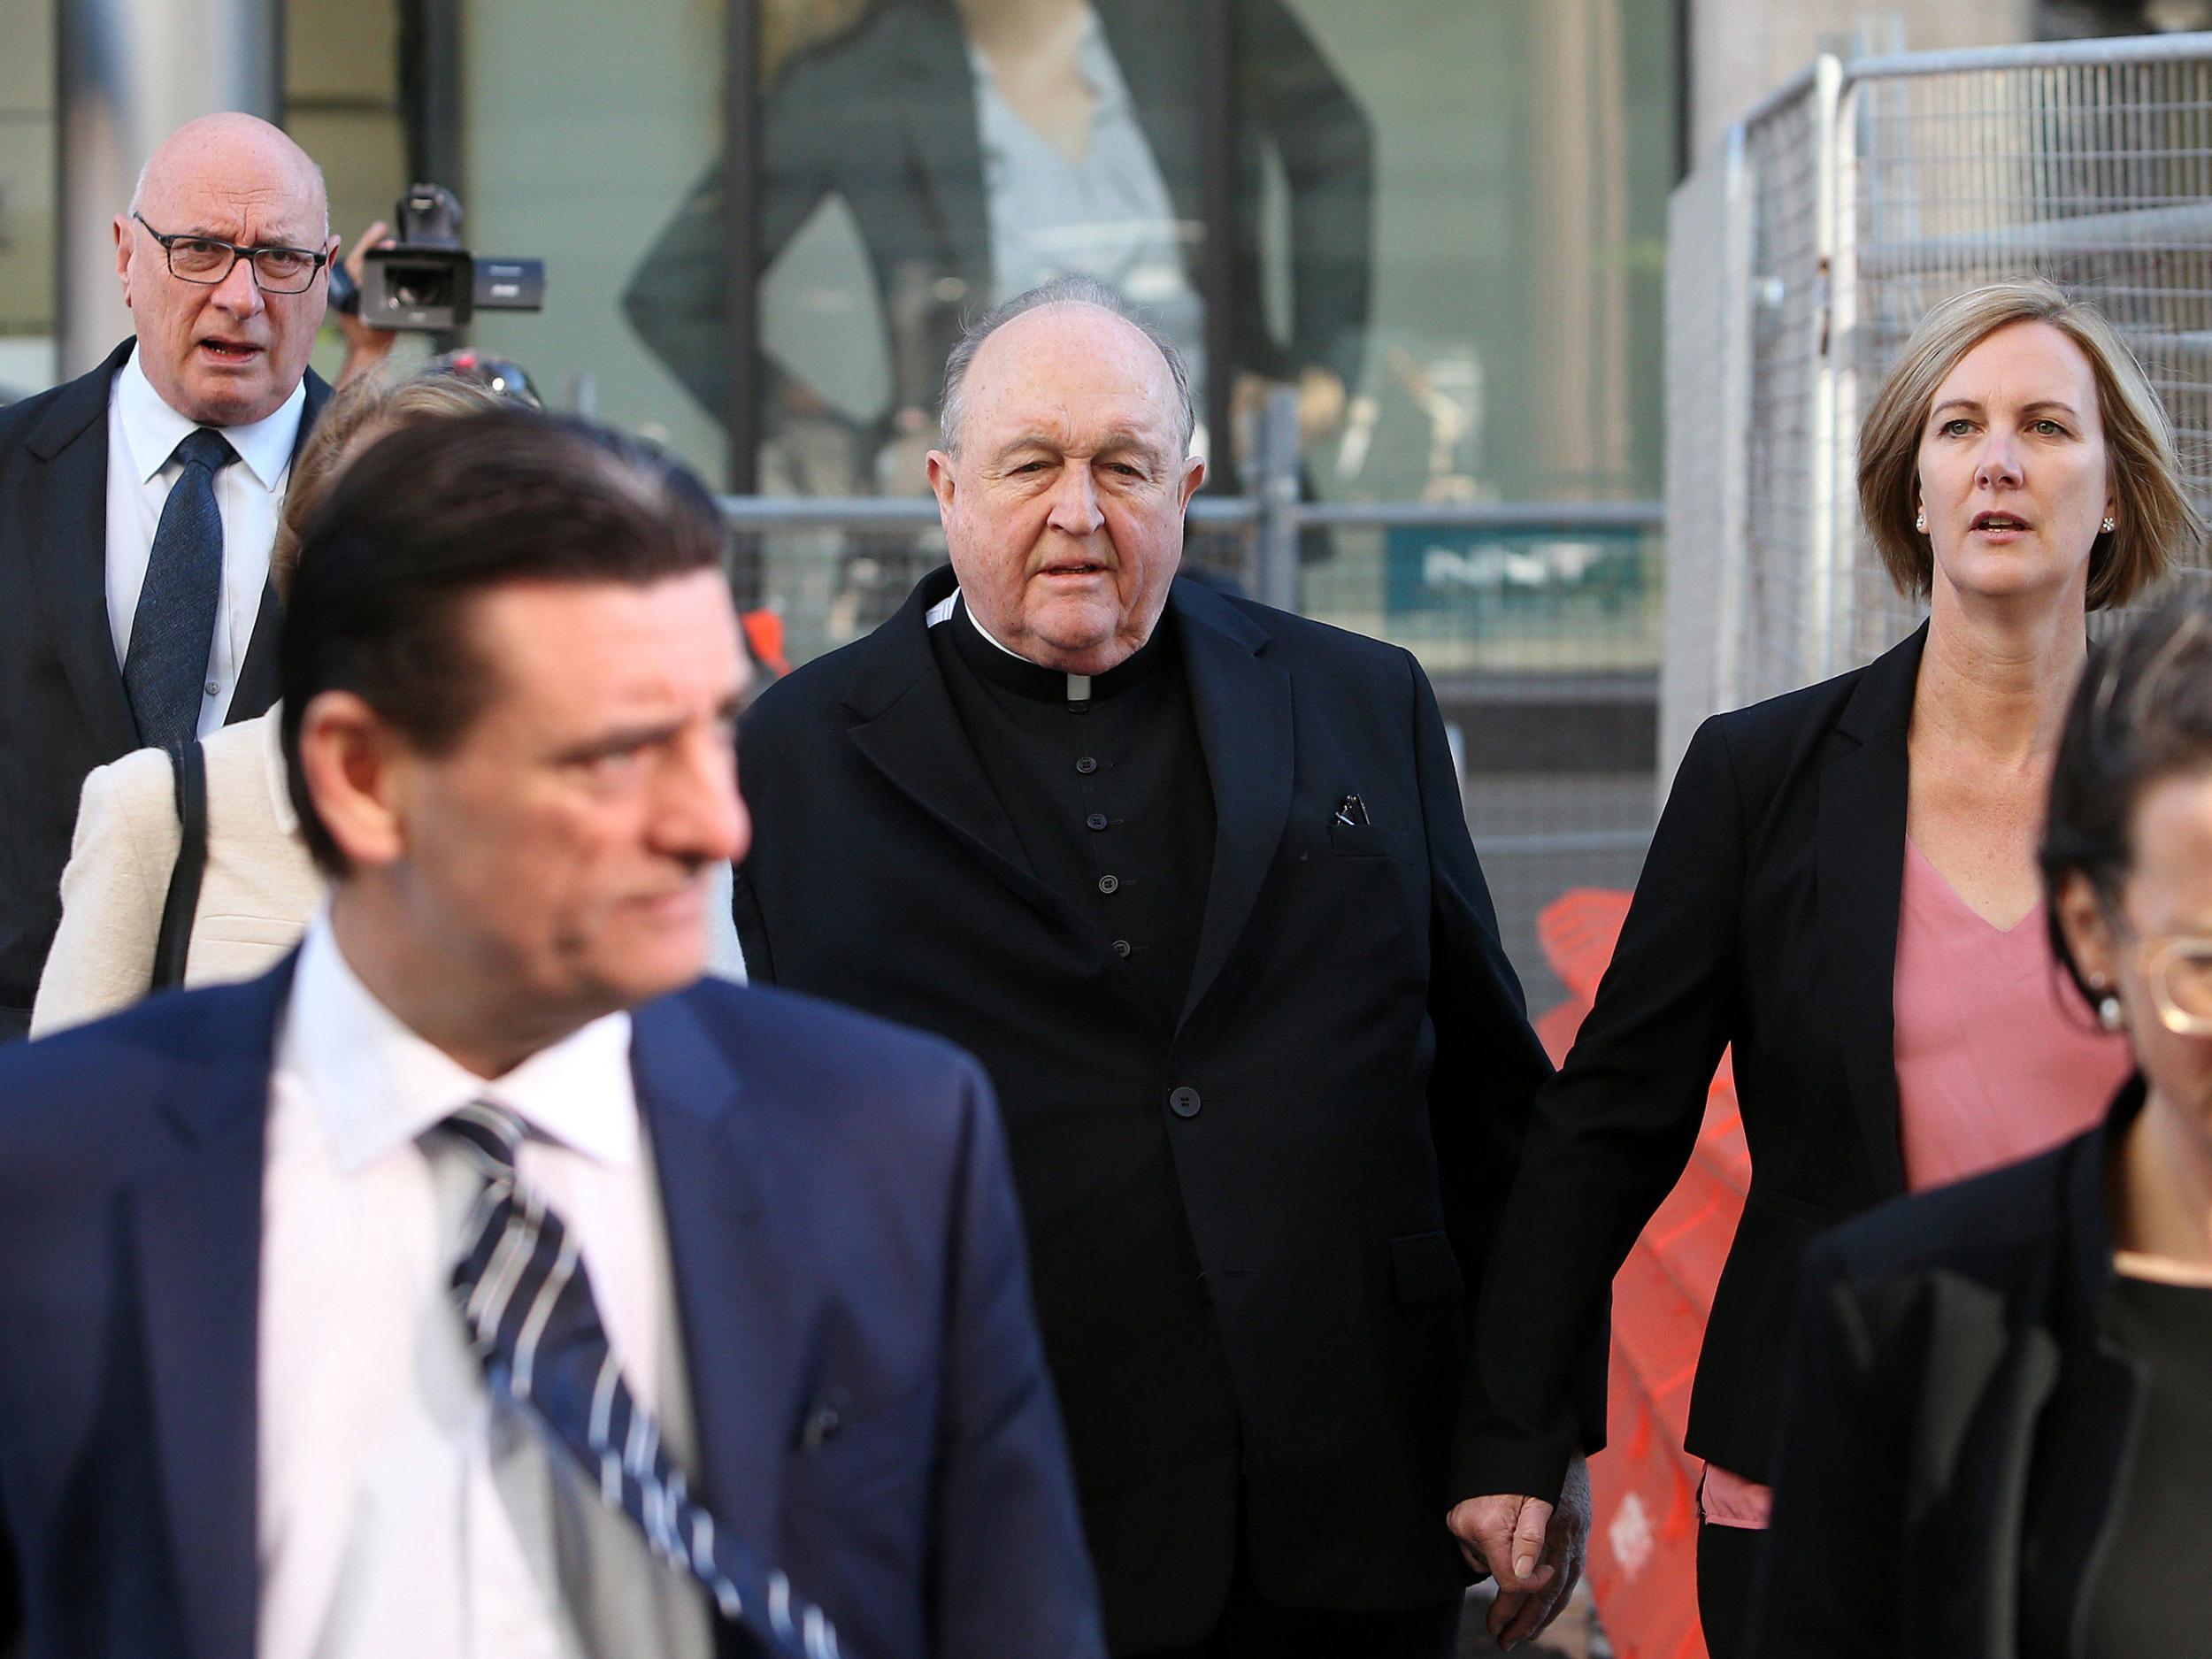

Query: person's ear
[1178,452,1207,511]
[926,448,957,516]
[297,690,413,870]
[114,214,136,305]
[2054,870,2120,991]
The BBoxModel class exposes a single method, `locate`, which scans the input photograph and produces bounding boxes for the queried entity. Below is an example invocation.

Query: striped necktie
[436,1101,841,1659]
[124,426,238,749]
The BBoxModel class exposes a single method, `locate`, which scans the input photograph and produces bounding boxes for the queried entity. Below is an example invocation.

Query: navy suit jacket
[0,340,332,1040]
[0,963,1103,1659]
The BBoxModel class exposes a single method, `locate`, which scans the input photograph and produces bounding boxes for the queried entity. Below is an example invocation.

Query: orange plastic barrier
[1532,889,1746,1659]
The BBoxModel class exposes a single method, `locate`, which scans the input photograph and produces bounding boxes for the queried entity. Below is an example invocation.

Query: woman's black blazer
[1750,1079,2149,1659]
[1461,623,1932,1499]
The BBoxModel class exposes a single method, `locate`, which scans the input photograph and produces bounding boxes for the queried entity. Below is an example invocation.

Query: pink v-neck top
[1893,837,2133,1194]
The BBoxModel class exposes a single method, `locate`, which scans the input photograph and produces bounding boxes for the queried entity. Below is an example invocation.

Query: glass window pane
[1272,0,1674,673]
[0,0,57,396]
[465,0,728,488]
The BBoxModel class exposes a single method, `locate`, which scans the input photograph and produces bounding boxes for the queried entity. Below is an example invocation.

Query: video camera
[334,184,546,332]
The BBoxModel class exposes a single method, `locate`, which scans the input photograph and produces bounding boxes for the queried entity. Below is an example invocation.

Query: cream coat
[31,704,748,1037]
[31,708,322,1035]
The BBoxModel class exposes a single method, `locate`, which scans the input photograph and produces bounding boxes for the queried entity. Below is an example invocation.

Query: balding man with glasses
[0,112,339,1040]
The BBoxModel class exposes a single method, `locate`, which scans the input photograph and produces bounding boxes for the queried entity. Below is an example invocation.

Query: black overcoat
[733,567,1565,1649]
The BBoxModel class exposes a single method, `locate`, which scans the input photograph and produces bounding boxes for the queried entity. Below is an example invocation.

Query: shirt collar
[116,344,305,491]
[940,586,1171,703]
[279,911,638,1175]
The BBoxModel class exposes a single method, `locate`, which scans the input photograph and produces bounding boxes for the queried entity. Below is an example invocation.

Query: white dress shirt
[257,914,709,1659]
[104,348,302,736]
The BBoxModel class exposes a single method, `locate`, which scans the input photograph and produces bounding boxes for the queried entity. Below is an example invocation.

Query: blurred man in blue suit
[0,411,1102,1659]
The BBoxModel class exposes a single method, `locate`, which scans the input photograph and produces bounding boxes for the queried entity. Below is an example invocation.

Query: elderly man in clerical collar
[734,274,1591,1659]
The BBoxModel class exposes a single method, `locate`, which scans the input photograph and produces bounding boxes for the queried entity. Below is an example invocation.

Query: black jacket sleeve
[1399,653,1595,1486]
[1459,713,1748,1502]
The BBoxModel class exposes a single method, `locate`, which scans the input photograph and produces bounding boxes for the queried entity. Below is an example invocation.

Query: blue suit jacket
[0,962,1103,1659]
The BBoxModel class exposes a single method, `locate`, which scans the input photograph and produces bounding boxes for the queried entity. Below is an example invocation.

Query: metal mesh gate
[1664,35,2212,780]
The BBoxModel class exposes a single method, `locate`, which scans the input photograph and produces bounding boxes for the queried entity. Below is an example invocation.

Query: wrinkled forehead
[967,306,1185,449]
[462,572,748,726]
[141,144,326,242]
[1933,319,2101,409]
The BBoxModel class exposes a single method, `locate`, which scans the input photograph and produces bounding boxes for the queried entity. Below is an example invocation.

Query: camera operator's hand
[334,220,397,388]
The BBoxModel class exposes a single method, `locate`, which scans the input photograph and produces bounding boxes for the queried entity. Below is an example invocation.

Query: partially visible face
[388,571,751,1025]
[1916,319,2116,607]
[927,303,1205,675]
[115,117,336,426]
[2060,772,2212,1132]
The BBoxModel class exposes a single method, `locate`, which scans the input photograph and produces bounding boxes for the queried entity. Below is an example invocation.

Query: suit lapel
[1175,583,1294,1027]
[1917,1314,2063,1659]
[129,965,293,1659]
[634,993,790,1549]
[26,340,140,755]
[2016,1100,2146,1653]
[1813,625,1925,1196]
[841,577,1072,929]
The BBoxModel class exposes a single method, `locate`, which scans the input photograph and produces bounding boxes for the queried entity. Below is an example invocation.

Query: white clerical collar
[116,344,305,491]
[279,910,638,1175]
[929,586,1094,702]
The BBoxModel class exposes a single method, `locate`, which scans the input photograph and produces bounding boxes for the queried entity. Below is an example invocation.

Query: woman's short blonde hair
[1856,278,2200,611]
[270,370,509,599]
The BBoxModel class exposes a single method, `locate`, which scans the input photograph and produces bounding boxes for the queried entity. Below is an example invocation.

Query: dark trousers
[1128,1577,1460,1659]
[1696,1521,1764,1659]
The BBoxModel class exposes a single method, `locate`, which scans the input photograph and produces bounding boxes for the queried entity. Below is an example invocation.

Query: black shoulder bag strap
[152,738,209,990]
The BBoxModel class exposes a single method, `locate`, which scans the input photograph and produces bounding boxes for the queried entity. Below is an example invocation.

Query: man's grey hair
[938,274,1197,457]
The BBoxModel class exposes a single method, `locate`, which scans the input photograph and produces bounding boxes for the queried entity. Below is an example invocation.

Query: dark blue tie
[124,427,238,749]
[437,1102,841,1659]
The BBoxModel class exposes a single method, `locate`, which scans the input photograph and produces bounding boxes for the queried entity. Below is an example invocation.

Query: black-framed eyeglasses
[132,211,330,295]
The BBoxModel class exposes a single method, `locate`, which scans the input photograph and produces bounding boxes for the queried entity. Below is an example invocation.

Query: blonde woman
[1452,280,2200,1655]
[30,372,505,1033]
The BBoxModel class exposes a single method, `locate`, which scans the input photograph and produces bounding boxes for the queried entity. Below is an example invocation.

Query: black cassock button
[1097,873,1120,894]
[1168,1087,1202,1118]
[1075,756,1098,774]
[1087,812,1110,831]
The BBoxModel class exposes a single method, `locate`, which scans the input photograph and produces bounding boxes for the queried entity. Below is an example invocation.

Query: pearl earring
[1915,507,1927,534]
[2091,981,2125,1032]
[2101,516,2116,534]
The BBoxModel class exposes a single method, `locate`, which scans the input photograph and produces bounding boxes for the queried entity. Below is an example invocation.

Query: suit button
[1075,756,1098,774]
[1087,812,1109,830]
[1169,1086,1202,1118]
[1097,873,1120,894]
[1113,939,1132,957]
